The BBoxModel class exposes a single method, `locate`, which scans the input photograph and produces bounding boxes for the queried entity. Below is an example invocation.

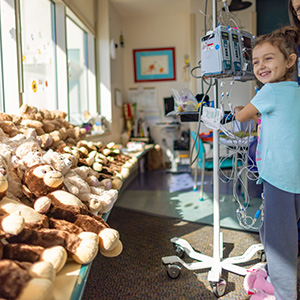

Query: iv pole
[161,0,264,297]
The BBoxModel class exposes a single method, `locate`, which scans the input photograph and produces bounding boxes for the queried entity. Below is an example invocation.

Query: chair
[190,131,241,201]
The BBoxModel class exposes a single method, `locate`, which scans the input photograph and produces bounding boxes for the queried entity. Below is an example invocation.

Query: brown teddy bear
[43,150,119,214]
[22,164,123,257]
[2,241,67,274]
[1,196,99,265]
[0,258,54,300]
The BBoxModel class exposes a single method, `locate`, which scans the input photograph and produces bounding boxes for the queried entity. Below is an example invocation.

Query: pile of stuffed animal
[0,104,138,300]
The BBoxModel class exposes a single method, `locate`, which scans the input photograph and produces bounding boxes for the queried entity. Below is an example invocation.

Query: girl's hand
[234,106,244,114]
[234,103,260,123]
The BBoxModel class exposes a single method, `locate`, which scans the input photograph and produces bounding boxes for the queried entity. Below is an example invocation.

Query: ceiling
[110,0,189,18]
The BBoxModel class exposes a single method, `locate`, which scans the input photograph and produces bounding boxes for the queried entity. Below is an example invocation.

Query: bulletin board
[128,87,157,110]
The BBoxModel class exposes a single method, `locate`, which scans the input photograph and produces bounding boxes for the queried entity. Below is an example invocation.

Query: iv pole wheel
[258,250,266,262]
[173,244,185,258]
[166,264,181,279]
[210,278,226,298]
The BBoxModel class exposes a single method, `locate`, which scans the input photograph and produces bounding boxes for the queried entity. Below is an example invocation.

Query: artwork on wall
[133,47,176,82]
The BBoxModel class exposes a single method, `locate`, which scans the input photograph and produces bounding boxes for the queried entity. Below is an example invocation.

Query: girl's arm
[234,102,260,123]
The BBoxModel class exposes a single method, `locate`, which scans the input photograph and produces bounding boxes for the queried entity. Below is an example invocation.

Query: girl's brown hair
[254,26,300,80]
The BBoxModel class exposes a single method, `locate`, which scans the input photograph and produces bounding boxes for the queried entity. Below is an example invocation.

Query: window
[0,0,19,113]
[0,0,98,123]
[20,0,57,110]
[66,17,88,125]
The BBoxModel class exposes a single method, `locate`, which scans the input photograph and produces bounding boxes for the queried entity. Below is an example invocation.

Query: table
[53,145,154,300]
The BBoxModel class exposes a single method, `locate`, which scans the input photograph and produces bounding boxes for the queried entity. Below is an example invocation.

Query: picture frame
[133,47,176,82]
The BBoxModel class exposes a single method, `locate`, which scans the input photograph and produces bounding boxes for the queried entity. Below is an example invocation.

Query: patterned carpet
[82,207,263,300]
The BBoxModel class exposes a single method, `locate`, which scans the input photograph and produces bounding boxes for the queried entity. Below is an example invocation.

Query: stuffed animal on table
[0,156,25,238]
[10,137,44,183]
[43,149,119,214]
[0,169,56,300]
[0,196,99,265]
[0,259,54,300]
[22,164,123,257]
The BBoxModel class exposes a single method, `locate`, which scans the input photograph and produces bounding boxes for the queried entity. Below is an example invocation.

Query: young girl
[288,0,300,84]
[234,26,300,300]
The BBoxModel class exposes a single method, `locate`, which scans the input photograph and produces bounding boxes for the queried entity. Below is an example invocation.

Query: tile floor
[115,168,263,233]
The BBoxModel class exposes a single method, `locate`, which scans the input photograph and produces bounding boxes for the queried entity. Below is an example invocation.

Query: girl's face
[252,42,292,84]
[292,0,300,20]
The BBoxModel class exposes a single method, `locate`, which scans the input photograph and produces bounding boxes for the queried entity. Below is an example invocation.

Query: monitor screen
[164,96,175,116]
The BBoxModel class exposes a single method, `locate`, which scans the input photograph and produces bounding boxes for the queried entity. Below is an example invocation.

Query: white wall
[67,0,257,146]
[109,2,126,143]
[62,0,96,33]
[121,7,191,121]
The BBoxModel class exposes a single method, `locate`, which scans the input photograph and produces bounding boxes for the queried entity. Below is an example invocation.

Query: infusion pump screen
[222,32,229,40]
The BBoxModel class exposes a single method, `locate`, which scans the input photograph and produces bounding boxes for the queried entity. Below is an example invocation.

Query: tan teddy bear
[43,149,119,214]
[11,137,44,182]
[22,164,122,257]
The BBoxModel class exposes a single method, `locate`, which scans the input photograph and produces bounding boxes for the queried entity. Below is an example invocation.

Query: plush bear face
[43,150,73,175]
[23,164,64,198]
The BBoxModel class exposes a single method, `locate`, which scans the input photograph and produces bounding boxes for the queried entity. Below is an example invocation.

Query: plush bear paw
[2,211,25,235]
[34,196,52,214]
[72,232,99,264]
[98,228,120,251]
[100,240,123,257]
[41,246,68,273]
[29,261,56,282]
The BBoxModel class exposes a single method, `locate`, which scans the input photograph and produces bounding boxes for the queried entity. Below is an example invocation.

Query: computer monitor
[164,96,175,116]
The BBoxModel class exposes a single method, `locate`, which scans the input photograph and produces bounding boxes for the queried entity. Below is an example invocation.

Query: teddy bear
[0,168,59,300]
[1,196,99,265]
[18,104,43,121]
[10,137,45,183]
[0,120,20,137]
[0,161,25,239]
[2,241,67,274]
[43,149,119,214]
[0,258,54,300]
[0,167,69,273]
[22,163,123,257]
[42,149,103,214]
[0,156,96,266]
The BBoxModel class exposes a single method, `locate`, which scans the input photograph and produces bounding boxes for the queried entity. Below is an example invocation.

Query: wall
[62,0,96,33]
[108,2,126,143]
[118,3,192,152]
[67,0,257,148]
[123,13,191,116]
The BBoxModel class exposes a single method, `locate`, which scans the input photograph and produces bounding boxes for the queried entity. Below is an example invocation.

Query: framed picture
[133,47,176,82]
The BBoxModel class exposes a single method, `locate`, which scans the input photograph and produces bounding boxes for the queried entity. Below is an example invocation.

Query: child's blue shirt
[251,81,300,193]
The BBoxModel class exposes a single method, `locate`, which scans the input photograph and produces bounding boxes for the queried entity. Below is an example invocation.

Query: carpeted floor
[82,206,263,300]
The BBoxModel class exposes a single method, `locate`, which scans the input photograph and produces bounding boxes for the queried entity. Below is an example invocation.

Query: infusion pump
[200,25,255,81]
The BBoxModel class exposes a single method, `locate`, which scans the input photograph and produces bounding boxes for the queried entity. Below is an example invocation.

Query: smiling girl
[234,26,300,300]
